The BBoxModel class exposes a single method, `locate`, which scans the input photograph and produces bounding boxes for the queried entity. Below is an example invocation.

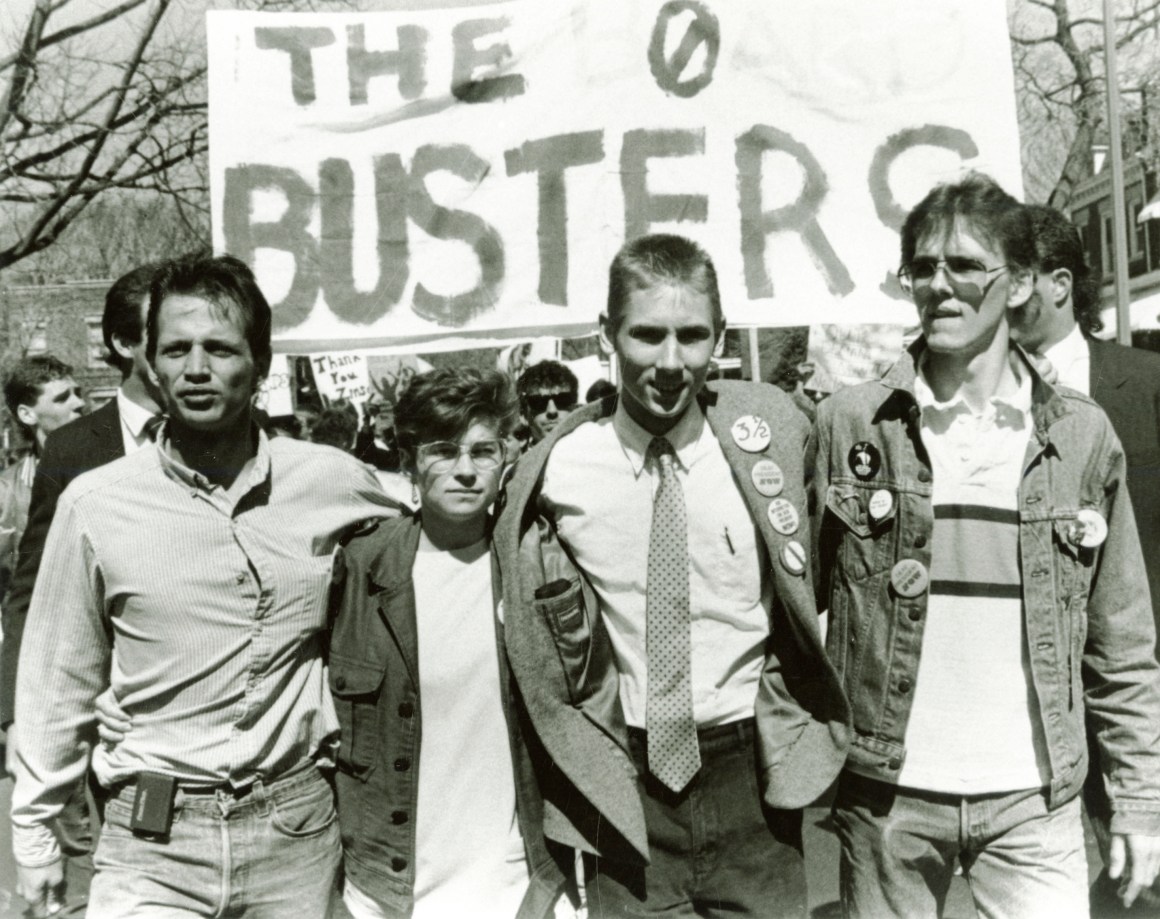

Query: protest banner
[208,0,1023,353]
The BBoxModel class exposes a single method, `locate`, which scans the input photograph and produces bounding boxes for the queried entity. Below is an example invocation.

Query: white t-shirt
[345,533,529,919]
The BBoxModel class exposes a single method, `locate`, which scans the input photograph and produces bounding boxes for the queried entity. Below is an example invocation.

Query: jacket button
[391,856,407,872]
[394,758,410,771]
[917,468,931,483]
[908,609,921,622]
[335,676,346,690]
[888,757,902,770]
[913,534,927,549]
[390,810,408,824]
[398,701,414,718]
[898,679,912,694]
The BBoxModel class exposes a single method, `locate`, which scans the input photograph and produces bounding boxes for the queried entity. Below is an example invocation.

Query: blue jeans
[833,771,1088,919]
[584,719,807,918]
[87,764,341,918]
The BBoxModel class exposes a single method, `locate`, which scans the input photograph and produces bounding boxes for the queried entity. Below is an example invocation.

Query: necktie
[645,436,700,792]
[143,414,165,442]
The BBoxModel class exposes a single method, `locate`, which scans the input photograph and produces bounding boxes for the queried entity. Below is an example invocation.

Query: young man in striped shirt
[812,174,1160,918]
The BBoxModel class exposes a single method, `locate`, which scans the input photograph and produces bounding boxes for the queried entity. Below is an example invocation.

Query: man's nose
[657,336,682,370]
[928,262,954,296]
[545,398,559,417]
[185,347,209,376]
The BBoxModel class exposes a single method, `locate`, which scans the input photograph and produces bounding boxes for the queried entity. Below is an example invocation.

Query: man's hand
[16,861,63,916]
[1109,833,1160,908]
[94,688,131,746]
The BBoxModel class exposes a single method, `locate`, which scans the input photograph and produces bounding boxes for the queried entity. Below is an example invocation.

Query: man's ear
[15,404,37,429]
[1051,268,1073,309]
[598,313,616,356]
[1006,268,1034,309]
[110,333,137,363]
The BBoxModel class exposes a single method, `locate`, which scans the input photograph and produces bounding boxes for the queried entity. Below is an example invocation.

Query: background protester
[1010,203,1160,917]
[517,360,579,444]
[10,254,399,916]
[0,355,86,603]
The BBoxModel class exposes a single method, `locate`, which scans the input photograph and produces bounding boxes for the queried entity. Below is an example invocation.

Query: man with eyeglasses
[811,172,1160,917]
[517,360,579,445]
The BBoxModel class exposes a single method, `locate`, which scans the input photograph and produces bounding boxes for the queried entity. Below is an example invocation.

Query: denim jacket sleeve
[1082,424,1160,837]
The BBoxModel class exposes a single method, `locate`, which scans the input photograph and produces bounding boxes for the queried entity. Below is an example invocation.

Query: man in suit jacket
[0,263,163,918]
[495,234,850,917]
[1011,203,1160,916]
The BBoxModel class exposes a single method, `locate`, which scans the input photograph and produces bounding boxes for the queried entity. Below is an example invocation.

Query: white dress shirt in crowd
[1041,323,1091,395]
[116,389,161,454]
[541,400,771,730]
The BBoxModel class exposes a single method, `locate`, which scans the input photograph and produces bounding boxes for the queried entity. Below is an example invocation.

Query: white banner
[208,1,1023,352]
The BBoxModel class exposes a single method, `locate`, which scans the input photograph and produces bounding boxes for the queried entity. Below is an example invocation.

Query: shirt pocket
[823,483,897,583]
[328,654,387,780]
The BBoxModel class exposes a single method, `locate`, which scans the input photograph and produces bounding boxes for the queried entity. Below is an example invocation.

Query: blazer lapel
[1090,339,1128,402]
[370,518,422,686]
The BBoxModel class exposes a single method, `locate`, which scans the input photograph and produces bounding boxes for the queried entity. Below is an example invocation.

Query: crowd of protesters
[0,172,1159,919]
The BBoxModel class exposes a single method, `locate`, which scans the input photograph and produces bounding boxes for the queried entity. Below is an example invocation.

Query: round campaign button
[731,415,771,453]
[848,441,881,480]
[767,498,800,536]
[1069,508,1108,549]
[868,489,894,521]
[890,559,929,598]
[750,459,784,497]
[780,541,807,576]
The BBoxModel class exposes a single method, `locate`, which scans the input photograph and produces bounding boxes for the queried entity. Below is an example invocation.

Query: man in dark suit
[1011,203,1160,917]
[0,262,163,917]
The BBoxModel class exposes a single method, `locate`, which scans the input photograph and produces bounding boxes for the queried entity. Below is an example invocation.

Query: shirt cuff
[11,822,60,869]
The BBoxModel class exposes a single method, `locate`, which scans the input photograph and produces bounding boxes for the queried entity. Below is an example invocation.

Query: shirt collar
[914,349,1032,429]
[157,423,271,495]
[612,398,708,477]
[1041,324,1089,381]
[117,389,160,439]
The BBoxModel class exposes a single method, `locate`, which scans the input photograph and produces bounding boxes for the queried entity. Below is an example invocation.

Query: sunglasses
[523,392,577,414]
[899,257,1008,293]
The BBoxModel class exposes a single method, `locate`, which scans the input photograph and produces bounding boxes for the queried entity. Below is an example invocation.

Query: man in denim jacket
[812,173,1160,918]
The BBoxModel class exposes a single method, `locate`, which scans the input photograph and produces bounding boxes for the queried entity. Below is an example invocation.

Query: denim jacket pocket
[824,484,896,582]
[329,655,387,779]
[535,577,599,706]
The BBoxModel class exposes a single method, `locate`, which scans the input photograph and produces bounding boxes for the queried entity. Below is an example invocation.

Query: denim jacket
[327,514,570,917]
[811,341,1160,836]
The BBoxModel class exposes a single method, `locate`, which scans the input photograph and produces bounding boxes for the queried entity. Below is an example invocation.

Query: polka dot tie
[645,436,700,792]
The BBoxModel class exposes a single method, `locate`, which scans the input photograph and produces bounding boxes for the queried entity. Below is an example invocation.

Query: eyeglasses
[523,391,577,415]
[899,257,1008,293]
[416,439,506,473]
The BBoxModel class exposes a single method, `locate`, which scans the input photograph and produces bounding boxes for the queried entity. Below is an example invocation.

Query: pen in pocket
[724,526,735,554]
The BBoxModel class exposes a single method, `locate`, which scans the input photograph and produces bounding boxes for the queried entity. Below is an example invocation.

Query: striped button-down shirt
[11,430,398,867]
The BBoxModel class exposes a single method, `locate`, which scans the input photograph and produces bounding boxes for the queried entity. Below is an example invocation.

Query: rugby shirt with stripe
[898,362,1052,794]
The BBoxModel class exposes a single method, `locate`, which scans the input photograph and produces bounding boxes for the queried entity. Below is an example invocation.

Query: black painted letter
[504,131,604,306]
[451,18,526,103]
[735,125,853,299]
[347,24,428,105]
[621,129,707,240]
[254,27,335,105]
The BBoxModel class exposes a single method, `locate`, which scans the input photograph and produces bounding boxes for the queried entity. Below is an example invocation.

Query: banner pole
[748,328,761,381]
[1104,0,1133,345]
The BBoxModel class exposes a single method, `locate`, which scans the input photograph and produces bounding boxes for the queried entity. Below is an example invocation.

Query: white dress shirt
[117,389,160,454]
[541,400,771,730]
[1041,324,1091,395]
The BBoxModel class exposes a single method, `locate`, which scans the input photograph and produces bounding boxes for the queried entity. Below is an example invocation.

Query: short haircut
[586,378,617,403]
[517,360,578,399]
[394,367,518,462]
[4,354,75,426]
[146,255,272,372]
[103,262,162,374]
[900,172,1035,277]
[606,234,724,335]
[1025,203,1104,337]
